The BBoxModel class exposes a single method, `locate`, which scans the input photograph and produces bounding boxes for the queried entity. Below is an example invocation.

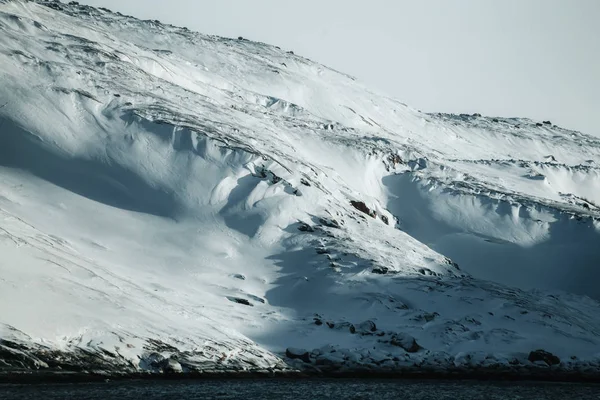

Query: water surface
[2,379,599,400]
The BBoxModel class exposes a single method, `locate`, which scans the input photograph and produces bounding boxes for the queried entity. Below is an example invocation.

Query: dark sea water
[1,379,599,400]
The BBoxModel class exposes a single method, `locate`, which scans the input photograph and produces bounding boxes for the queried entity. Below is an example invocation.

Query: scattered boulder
[543,120,552,125]
[536,122,543,127]
[381,215,389,225]
[286,348,311,363]
[390,333,422,353]
[492,118,499,122]
[528,349,560,366]
[232,274,245,280]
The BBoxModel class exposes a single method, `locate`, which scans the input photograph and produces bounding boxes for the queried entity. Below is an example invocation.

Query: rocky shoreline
[3,347,600,384]
[2,337,600,384]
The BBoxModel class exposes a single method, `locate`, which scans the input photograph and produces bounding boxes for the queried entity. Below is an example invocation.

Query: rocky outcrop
[528,350,560,366]
[350,201,376,218]
[350,320,377,334]
[226,297,253,306]
[389,333,422,353]
[285,348,311,363]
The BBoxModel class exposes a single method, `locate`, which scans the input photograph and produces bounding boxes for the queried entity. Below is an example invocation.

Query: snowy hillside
[1,0,599,377]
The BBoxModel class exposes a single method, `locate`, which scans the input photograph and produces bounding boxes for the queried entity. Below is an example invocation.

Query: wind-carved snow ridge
[0,0,599,379]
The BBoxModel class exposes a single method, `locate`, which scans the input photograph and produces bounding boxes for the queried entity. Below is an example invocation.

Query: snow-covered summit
[0,0,599,376]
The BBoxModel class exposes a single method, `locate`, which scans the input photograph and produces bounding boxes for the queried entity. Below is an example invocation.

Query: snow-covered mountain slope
[1,0,599,376]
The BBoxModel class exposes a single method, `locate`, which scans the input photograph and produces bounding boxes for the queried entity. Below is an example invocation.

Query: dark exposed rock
[350,320,377,334]
[297,222,314,232]
[233,274,246,280]
[319,218,341,229]
[322,320,354,332]
[528,349,560,366]
[0,341,47,370]
[536,123,543,127]
[145,353,182,373]
[445,257,460,270]
[313,317,323,326]
[372,266,389,275]
[381,215,389,225]
[271,174,282,184]
[543,120,552,125]
[286,348,311,363]
[390,333,422,353]
[162,358,183,373]
[350,201,376,218]
[145,339,179,353]
[423,312,439,322]
[492,118,499,122]
[45,2,64,11]
[300,178,311,187]
[227,297,252,306]
[387,154,403,167]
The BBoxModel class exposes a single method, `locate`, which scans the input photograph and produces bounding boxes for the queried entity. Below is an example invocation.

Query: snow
[0,0,599,375]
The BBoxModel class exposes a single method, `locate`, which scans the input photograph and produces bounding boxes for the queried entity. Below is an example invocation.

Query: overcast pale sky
[79,0,599,136]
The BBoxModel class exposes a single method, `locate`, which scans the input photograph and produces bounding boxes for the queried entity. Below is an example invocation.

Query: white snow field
[0,0,599,377]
